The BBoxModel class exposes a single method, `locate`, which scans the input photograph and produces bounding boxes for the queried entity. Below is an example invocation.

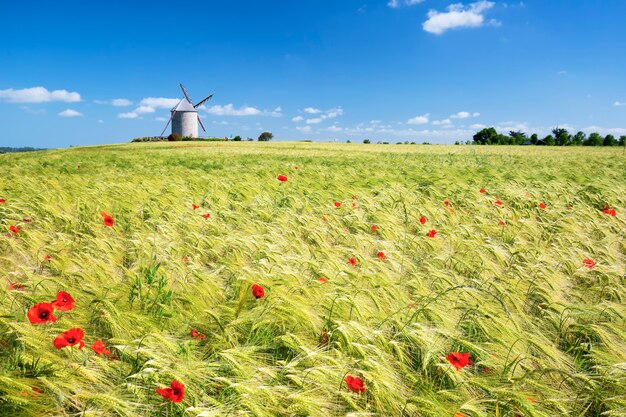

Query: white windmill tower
[160,83,213,138]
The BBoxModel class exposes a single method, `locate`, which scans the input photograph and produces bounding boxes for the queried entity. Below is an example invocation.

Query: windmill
[160,83,213,138]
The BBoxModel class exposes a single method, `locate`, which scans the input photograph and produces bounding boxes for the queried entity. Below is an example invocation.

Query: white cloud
[296,126,312,133]
[326,125,343,132]
[423,1,496,35]
[614,101,626,107]
[155,117,168,122]
[111,98,132,106]
[557,70,567,76]
[432,118,452,126]
[204,104,262,116]
[19,106,46,115]
[470,123,487,129]
[118,112,139,119]
[0,86,80,103]
[407,113,430,125]
[450,111,480,119]
[135,105,156,114]
[140,97,180,109]
[58,109,82,117]
[97,119,104,123]
[388,0,424,8]
[299,107,344,124]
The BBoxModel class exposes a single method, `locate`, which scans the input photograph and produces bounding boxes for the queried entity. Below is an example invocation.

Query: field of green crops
[0,142,625,417]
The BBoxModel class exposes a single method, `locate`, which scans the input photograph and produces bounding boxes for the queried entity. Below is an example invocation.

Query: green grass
[0,142,624,416]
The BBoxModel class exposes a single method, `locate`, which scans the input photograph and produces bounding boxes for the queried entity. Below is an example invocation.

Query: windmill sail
[194,94,213,108]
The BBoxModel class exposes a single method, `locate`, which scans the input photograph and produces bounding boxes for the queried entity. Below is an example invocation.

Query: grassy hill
[1,142,624,416]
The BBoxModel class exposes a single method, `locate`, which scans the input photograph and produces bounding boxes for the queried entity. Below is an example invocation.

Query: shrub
[168,133,182,142]
[233,136,242,141]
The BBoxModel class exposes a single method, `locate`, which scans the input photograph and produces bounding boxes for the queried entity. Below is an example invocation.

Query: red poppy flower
[317,277,328,283]
[181,256,190,263]
[77,165,80,169]
[9,225,19,235]
[156,380,185,403]
[479,188,486,194]
[101,212,114,227]
[454,413,465,417]
[252,283,265,299]
[323,216,328,221]
[334,201,341,208]
[582,259,595,269]
[602,206,617,216]
[0,198,5,204]
[446,352,473,370]
[91,340,111,355]
[27,302,57,324]
[22,218,31,222]
[190,329,206,340]
[294,166,298,170]
[51,291,75,312]
[494,199,503,207]
[527,397,538,403]
[348,257,358,266]
[192,203,199,210]
[44,255,52,262]
[498,220,506,226]
[53,328,85,349]
[9,282,26,291]
[277,175,288,182]
[444,200,450,207]
[419,216,426,225]
[371,224,377,232]
[352,202,357,207]
[344,375,365,393]
[377,251,386,261]
[202,213,211,219]
[539,203,546,209]
[426,229,437,238]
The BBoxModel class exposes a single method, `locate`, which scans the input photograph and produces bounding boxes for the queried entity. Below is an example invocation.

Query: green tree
[258,132,273,142]
[619,136,626,146]
[603,134,617,146]
[552,127,571,146]
[233,135,242,141]
[509,130,527,145]
[543,134,555,146]
[530,133,538,145]
[572,131,586,146]
[584,132,603,146]
[473,127,498,145]
[363,139,371,144]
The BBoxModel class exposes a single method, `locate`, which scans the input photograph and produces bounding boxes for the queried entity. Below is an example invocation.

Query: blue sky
[1,0,625,147]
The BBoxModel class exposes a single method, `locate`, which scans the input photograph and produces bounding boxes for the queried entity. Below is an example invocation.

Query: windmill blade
[197,114,206,132]
[160,111,176,137]
[179,83,193,104]
[194,94,213,108]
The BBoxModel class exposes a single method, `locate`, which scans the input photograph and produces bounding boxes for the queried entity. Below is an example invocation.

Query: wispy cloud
[423,1,497,35]
[202,104,282,117]
[0,86,80,103]
[19,106,46,115]
[407,113,430,125]
[296,107,344,124]
[95,98,133,106]
[388,0,424,8]
[450,111,480,119]
[614,101,626,107]
[58,109,83,117]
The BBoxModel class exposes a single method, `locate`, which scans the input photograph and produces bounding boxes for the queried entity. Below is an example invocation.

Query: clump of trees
[472,127,625,146]
[258,132,273,141]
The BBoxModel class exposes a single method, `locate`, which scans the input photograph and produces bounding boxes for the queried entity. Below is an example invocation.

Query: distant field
[0,142,624,416]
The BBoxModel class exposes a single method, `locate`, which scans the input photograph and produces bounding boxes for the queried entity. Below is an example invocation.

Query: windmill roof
[171,99,197,112]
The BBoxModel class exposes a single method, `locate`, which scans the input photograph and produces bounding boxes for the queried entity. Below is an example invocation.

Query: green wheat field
[1,142,625,417]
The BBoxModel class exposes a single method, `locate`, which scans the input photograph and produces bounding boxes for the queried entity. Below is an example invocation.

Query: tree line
[472,127,625,146]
